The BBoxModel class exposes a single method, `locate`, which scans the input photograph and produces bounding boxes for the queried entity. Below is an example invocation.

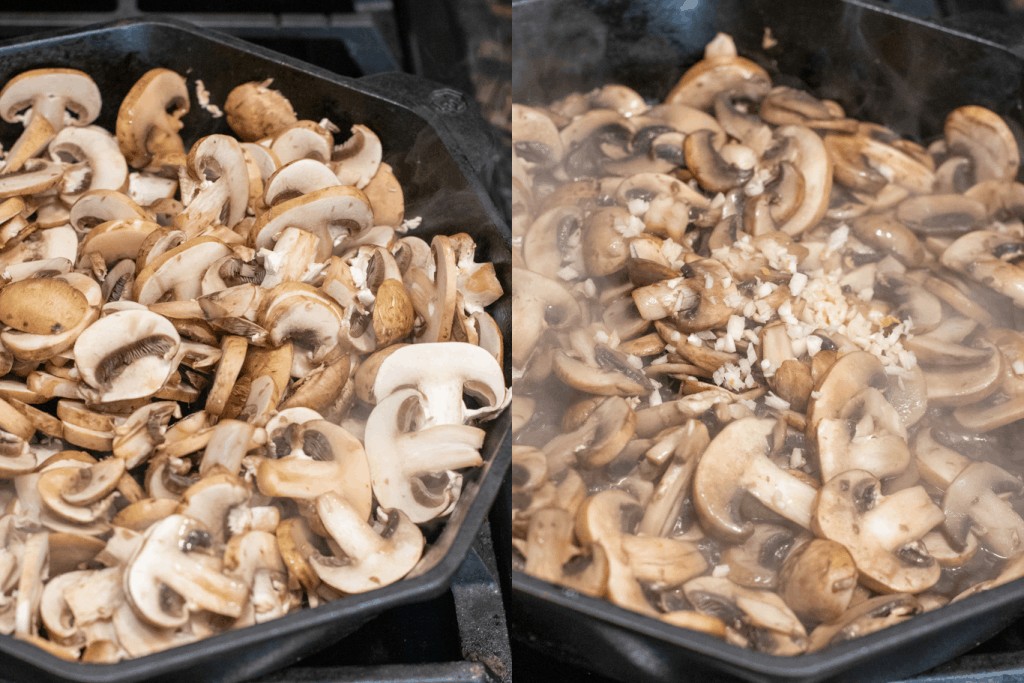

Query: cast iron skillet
[0,17,511,683]
[511,0,1024,681]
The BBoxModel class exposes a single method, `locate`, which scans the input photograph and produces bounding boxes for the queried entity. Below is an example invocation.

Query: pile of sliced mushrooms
[512,32,1024,655]
[0,66,508,661]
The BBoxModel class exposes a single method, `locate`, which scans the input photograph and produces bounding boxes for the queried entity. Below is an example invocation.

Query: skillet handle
[358,71,507,219]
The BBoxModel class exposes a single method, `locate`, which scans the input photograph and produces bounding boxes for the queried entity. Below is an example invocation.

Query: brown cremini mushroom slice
[180,134,250,230]
[665,33,771,111]
[683,576,807,655]
[945,105,1020,183]
[543,396,635,475]
[693,417,817,542]
[775,125,832,236]
[262,158,339,207]
[815,387,911,483]
[941,230,1024,307]
[309,492,424,594]
[116,68,190,171]
[259,283,345,378]
[814,469,943,594]
[134,236,232,304]
[251,185,373,261]
[270,121,333,166]
[524,508,609,597]
[778,539,858,625]
[49,125,128,202]
[808,593,921,652]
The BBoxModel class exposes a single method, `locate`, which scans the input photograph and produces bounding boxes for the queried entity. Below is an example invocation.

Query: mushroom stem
[865,487,946,550]
[401,424,485,475]
[316,493,384,560]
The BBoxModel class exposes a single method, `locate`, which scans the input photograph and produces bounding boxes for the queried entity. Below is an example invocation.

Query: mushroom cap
[251,185,373,261]
[372,341,507,425]
[0,68,101,129]
[224,81,298,142]
[115,68,189,169]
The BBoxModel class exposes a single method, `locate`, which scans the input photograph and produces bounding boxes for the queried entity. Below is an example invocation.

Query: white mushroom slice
[332,124,382,189]
[270,121,332,165]
[0,68,100,175]
[78,219,160,269]
[309,492,424,594]
[111,401,179,468]
[14,532,48,637]
[365,388,485,523]
[814,469,943,594]
[373,341,508,425]
[256,419,372,520]
[258,283,344,377]
[37,459,123,523]
[182,134,250,228]
[127,172,178,207]
[198,419,262,476]
[945,106,1020,183]
[941,230,1024,307]
[264,159,340,207]
[69,189,147,232]
[251,185,373,261]
[222,530,291,624]
[0,158,63,198]
[39,569,91,645]
[74,310,181,403]
[684,576,808,655]
[124,515,246,629]
[816,387,911,482]
[0,68,100,132]
[116,68,190,171]
[177,471,250,543]
[49,125,128,202]
[133,237,232,304]
[0,224,79,275]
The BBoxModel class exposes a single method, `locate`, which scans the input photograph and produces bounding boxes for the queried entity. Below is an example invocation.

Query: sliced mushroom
[814,470,943,594]
[693,417,817,542]
[116,68,190,171]
[309,492,424,594]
